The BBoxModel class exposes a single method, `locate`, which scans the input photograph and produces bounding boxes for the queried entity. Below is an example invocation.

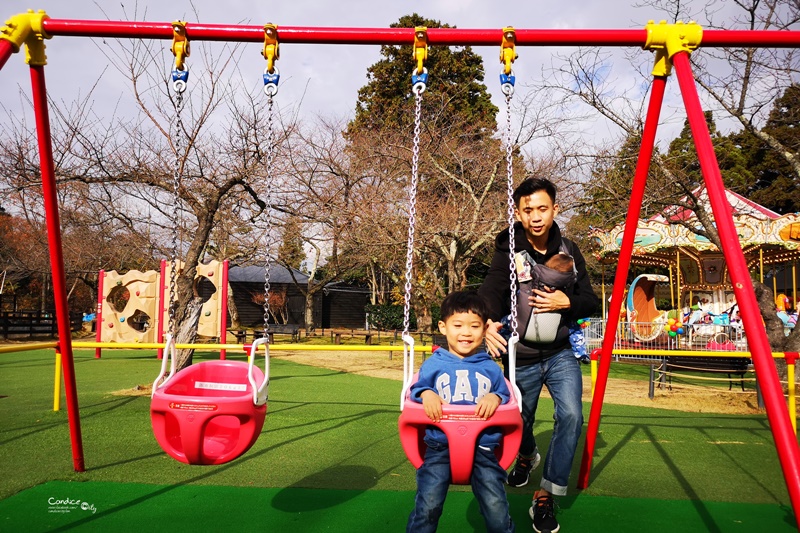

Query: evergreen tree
[277,215,306,271]
[345,14,510,325]
[348,13,497,136]
[733,84,800,214]
[665,111,754,196]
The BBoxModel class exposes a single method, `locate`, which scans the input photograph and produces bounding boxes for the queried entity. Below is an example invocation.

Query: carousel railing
[583,318,757,362]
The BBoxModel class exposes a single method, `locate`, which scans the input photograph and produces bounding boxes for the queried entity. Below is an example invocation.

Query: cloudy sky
[1,1,706,142]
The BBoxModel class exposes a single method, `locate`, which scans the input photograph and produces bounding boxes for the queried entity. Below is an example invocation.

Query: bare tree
[0,26,293,369]
[277,116,374,331]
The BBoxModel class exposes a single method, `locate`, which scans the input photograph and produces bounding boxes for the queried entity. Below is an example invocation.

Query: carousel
[591,188,800,343]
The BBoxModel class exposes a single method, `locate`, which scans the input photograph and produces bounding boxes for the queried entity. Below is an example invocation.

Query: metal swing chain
[260,25,280,342]
[168,86,186,338]
[262,92,276,339]
[402,86,424,337]
[503,87,519,338]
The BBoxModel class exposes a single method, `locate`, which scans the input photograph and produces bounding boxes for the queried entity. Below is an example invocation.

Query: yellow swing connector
[499,26,517,95]
[413,26,428,75]
[261,23,280,96]
[262,23,280,74]
[500,26,517,75]
[171,21,190,71]
[169,21,190,93]
[0,10,51,66]
[643,20,703,77]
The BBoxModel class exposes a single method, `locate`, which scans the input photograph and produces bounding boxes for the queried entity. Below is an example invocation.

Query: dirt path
[272,350,765,415]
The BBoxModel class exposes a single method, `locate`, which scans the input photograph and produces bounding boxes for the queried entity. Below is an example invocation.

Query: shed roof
[228,263,308,284]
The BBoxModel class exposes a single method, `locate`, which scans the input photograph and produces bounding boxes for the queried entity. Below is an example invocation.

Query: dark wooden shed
[228,263,308,328]
[228,264,372,331]
[320,282,371,329]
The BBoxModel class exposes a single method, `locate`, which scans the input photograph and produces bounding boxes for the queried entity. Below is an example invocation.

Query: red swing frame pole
[6,19,794,48]
[157,259,167,360]
[95,269,103,358]
[672,50,800,528]
[30,62,85,472]
[0,39,14,70]
[577,74,668,489]
[220,259,229,360]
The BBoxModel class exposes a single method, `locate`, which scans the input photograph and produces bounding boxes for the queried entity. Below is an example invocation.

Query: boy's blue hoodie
[410,347,511,448]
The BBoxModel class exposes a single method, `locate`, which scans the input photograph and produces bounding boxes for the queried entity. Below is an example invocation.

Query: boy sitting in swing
[406,290,515,533]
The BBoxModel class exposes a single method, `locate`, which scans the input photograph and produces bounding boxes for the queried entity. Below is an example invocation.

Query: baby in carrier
[500,251,590,364]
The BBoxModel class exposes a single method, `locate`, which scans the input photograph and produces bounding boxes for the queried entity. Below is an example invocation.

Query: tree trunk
[304,291,314,333]
[174,297,204,371]
[753,282,790,383]
[226,285,241,330]
[416,305,433,333]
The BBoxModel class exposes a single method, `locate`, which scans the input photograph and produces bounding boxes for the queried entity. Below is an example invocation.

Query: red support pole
[577,75,668,489]
[94,270,103,359]
[0,40,15,71]
[33,19,800,48]
[672,50,800,529]
[38,20,646,45]
[220,259,229,360]
[30,63,85,472]
[157,259,166,360]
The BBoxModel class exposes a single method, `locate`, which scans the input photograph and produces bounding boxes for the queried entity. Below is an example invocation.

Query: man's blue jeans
[406,437,515,533]
[511,347,583,496]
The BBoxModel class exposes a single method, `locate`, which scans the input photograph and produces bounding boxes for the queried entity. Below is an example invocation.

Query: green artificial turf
[0,347,796,532]
[0,481,794,533]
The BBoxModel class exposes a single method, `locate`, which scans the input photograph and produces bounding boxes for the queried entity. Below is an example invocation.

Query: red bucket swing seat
[150,336,270,465]
[397,335,523,485]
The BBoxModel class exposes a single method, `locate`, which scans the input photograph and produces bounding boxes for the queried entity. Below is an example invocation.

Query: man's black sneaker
[506,452,541,487]
[529,494,560,533]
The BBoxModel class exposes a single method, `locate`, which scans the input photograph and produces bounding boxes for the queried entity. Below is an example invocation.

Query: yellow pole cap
[1,10,50,65]
[644,19,703,58]
[643,20,702,77]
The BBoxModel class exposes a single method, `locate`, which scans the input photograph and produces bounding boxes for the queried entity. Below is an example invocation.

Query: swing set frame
[2,12,800,528]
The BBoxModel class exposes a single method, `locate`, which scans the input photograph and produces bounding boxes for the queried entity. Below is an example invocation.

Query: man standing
[479,177,599,533]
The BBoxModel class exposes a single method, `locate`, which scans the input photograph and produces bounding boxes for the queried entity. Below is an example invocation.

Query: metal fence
[583,318,752,362]
[0,311,83,339]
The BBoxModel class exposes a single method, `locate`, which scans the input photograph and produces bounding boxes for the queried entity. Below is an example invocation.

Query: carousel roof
[590,187,800,266]
[647,188,782,223]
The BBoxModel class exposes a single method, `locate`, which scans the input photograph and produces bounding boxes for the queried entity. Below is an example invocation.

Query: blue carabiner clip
[263,67,280,96]
[171,68,189,93]
[411,68,428,94]
[500,70,515,96]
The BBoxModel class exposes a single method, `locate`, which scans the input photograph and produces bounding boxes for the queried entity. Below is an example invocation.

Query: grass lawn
[0,346,796,531]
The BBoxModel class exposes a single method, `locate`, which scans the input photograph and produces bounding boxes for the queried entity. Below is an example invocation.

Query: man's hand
[530,288,570,313]
[475,393,502,419]
[420,390,444,422]
[484,319,507,358]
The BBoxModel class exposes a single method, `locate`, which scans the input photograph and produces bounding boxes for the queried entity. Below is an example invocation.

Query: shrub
[366,304,416,331]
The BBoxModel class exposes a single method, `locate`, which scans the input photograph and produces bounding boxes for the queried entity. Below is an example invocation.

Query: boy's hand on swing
[475,393,501,419]
[421,390,444,422]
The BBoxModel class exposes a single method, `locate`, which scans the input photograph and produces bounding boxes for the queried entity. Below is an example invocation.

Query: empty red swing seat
[150,337,269,465]
[397,336,523,485]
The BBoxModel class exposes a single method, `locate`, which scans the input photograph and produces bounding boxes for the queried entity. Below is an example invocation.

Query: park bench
[330,328,374,345]
[663,355,750,391]
[267,324,300,343]
[231,324,300,344]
